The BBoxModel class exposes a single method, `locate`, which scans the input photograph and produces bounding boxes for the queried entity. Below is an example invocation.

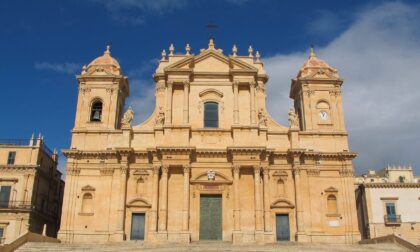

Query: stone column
[150,165,160,232]
[183,81,190,124]
[262,167,271,232]
[158,165,169,231]
[232,165,241,231]
[165,81,173,125]
[233,81,239,124]
[182,165,191,231]
[293,167,305,234]
[118,166,128,234]
[250,81,257,125]
[254,166,263,231]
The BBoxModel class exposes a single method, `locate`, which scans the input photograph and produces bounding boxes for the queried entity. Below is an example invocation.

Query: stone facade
[58,40,360,244]
[0,135,64,244]
[355,166,420,245]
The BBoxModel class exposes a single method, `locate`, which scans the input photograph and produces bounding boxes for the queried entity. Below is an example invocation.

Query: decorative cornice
[362,183,420,188]
[100,168,114,176]
[307,169,321,176]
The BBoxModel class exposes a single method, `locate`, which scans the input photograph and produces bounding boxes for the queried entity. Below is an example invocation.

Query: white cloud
[126,79,156,124]
[264,2,420,173]
[34,62,81,74]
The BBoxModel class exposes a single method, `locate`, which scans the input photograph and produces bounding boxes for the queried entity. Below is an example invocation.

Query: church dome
[297,47,340,79]
[84,45,122,75]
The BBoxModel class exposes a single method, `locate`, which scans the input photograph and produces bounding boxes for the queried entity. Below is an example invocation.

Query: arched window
[90,100,103,122]
[277,179,285,196]
[204,102,218,128]
[327,195,337,214]
[82,193,93,213]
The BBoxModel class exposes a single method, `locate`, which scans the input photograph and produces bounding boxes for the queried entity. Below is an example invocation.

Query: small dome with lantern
[82,45,122,76]
[296,47,340,79]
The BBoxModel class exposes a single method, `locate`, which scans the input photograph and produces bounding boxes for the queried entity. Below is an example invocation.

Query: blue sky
[1,0,419,174]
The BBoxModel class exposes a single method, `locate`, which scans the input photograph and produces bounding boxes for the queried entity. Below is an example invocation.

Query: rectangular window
[0,227,3,241]
[385,202,397,222]
[7,152,16,165]
[0,186,11,208]
[204,102,218,128]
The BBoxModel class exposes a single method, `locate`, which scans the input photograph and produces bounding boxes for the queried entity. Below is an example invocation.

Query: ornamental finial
[310,45,316,58]
[248,45,254,57]
[255,51,261,63]
[169,44,174,56]
[185,44,191,55]
[105,44,111,54]
[232,44,237,56]
[161,49,167,60]
[208,38,215,49]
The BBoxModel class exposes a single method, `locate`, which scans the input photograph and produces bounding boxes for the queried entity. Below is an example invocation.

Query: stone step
[16,242,409,252]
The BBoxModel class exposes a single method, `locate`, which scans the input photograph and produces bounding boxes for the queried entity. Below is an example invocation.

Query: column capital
[183,165,191,173]
[162,165,169,174]
[253,166,261,174]
[152,165,161,174]
[262,166,269,176]
[249,80,257,88]
[233,80,240,86]
[293,167,301,176]
[167,80,174,87]
[183,80,190,87]
[232,165,240,174]
[120,166,129,175]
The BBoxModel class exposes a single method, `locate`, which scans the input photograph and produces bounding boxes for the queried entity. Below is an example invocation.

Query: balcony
[0,201,34,210]
[384,214,401,225]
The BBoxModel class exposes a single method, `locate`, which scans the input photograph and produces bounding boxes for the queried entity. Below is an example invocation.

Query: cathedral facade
[58,39,360,244]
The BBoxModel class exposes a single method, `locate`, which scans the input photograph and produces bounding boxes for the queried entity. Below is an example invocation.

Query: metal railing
[384,214,401,224]
[0,201,34,210]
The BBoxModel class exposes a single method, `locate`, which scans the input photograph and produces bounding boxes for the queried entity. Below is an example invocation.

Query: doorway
[276,214,290,241]
[130,213,145,240]
[199,194,222,240]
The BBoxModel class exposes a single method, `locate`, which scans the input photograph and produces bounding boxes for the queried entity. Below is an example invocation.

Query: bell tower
[73,46,129,130]
[290,48,346,132]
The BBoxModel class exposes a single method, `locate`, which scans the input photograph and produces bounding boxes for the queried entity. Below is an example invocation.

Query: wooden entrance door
[130,213,145,240]
[276,214,290,241]
[199,194,222,240]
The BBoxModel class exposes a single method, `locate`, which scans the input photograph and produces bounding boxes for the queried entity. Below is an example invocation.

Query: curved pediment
[81,185,95,191]
[325,186,338,193]
[199,88,224,98]
[127,198,151,208]
[191,171,232,184]
[270,198,295,209]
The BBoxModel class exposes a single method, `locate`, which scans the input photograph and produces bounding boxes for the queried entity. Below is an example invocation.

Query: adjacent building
[59,40,360,244]
[355,165,420,245]
[0,135,64,244]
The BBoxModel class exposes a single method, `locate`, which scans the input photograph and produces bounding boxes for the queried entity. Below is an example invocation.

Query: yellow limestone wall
[58,41,361,244]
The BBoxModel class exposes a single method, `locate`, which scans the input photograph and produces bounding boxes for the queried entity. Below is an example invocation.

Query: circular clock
[320,111,328,120]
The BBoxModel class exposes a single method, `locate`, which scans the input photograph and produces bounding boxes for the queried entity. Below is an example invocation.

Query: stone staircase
[16,241,410,252]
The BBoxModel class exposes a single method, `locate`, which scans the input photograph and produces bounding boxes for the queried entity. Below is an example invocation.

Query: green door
[199,195,222,240]
[276,214,290,241]
[130,213,145,240]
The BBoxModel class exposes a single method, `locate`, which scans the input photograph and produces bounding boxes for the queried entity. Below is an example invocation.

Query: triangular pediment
[164,50,258,73]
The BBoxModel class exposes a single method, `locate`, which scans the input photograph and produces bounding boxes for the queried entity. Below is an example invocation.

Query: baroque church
[58,39,360,244]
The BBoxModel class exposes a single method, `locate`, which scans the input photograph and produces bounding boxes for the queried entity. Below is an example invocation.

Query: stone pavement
[16,241,410,252]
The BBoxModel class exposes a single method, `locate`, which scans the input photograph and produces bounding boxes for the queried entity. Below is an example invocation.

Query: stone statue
[258,109,268,127]
[154,107,165,126]
[121,106,134,126]
[288,108,300,129]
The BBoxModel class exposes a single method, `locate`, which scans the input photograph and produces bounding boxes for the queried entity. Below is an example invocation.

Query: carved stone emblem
[258,109,268,127]
[207,169,216,181]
